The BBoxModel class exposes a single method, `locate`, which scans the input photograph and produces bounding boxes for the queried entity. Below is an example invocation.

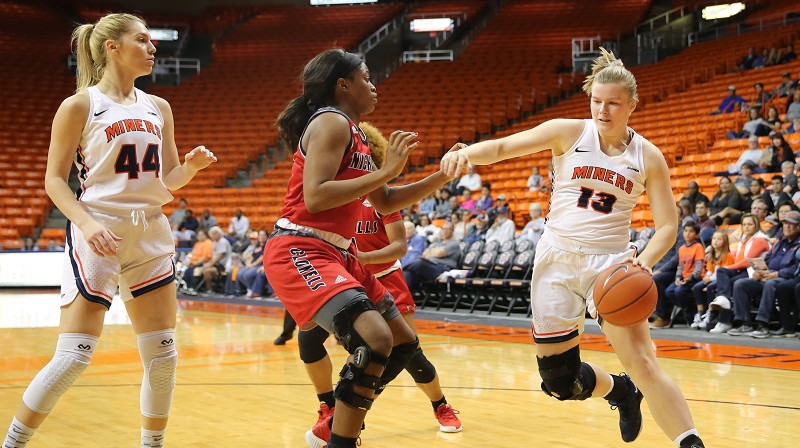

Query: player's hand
[381,131,419,179]
[440,146,471,178]
[185,145,217,171]
[79,220,121,257]
[437,142,469,179]
[622,256,652,274]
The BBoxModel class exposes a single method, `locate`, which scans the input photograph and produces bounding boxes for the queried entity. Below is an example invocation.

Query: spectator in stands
[746,178,774,212]
[464,213,490,244]
[474,183,494,212]
[487,193,511,225]
[527,166,544,191]
[694,200,717,245]
[786,89,800,122]
[400,221,426,267]
[20,236,38,252]
[726,210,800,337]
[731,136,764,175]
[760,132,794,172]
[402,205,420,225]
[416,214,440,243]
[519,202,545,245]
[651,222,705,329]
[764,106,783,133]
[459,188,476,211]
[169,198,188,230]
[727,107,767,139]
[739,46,757,71]
[680,180,709,208]
[434,188,453,219]
[485,206,515,244]
[712,85,747,115]
[786,117,800,135]
[417,192,436,218]
[709,176,745,225]
[782,160,798,193]
[181,229,213,293]
[734,161,756,195]
[767,200,798,241]
[774,72,796,98]
[768,175,793,209]
[779,44,796,64]
[172,209,198,243]
[728,198,773,247]
[45,238,63,251]
[691,230,734,330]
[678,199,694,228]
[198,208,217,232]
[708,213,771,333]
[773,250,800,337]
[236,229,271,298]
[200,226,231,294]
[225,208,249,243]
[402,222,460,292]
[454,165,481,194]
[766,46,779,67]
[453,209,475,242]
[750,82,771,110]
[753,48,769,69]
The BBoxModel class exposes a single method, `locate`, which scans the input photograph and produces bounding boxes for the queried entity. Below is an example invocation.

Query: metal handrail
[402,50,454,63]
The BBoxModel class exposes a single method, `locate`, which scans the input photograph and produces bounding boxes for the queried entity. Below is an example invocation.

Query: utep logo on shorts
[290,248,327,291]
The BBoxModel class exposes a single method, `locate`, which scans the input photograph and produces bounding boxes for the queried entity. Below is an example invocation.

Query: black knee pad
[298,325,331,364]
[376,337,419,393]
[406,347,437,384]
[537,345,596,401]
[332,296,377,353]
[334,345,389,410]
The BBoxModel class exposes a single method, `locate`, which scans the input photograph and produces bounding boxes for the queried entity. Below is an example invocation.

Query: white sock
[673,428,698,447]
[141,428,166,448]
[3,418,35,448]
[598,374,615,397]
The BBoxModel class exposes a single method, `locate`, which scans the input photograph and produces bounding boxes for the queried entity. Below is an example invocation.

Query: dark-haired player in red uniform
[266,49,459,448]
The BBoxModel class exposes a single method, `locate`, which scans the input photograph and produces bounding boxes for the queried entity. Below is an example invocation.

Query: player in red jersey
[292,123,462,437]
[266,49,459,448]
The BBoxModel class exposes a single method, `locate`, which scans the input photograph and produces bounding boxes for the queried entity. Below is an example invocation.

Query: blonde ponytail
[70,13,146,93]
[582,47,638,103]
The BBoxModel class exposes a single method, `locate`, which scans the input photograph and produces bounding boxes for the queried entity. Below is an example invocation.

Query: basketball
[593,262,657,327]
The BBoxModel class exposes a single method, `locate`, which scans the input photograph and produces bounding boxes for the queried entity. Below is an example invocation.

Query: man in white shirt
[226,209,250,242]
[519,203,545,244]
[485,207,516,244]
[729,135,763,174]
[455,165,481,194]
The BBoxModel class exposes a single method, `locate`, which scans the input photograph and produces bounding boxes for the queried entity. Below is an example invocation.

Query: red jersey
[353,201,403,275]
[280,107,375,240]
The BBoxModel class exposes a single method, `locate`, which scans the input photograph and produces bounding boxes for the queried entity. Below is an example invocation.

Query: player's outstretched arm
[153,95,217,191]
[636,142,678,269]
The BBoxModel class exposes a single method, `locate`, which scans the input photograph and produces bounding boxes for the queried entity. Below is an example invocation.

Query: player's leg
[274,311,297,345]
[3,295,106,447]
[298,325,335,423]
[602,320,705,448]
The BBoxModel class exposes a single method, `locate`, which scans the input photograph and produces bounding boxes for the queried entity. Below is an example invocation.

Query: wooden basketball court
[0,290,798,447]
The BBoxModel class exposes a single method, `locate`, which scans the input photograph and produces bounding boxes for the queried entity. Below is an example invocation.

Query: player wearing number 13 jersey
[439,49,706,448]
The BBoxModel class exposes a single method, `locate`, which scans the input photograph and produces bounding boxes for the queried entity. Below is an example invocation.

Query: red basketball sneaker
[315,403,335,427]
[305,413,331,448]
[434,404,462,433]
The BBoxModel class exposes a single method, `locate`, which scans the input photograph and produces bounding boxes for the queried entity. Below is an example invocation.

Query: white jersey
[544,119,647,252]
[75,86,173,209]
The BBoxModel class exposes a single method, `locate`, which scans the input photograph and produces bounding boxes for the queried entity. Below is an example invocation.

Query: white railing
[635,6,687,35]
[687,7,800,46]
[571,36,602,73]
[358,16,402,55]
[402,50,454,63]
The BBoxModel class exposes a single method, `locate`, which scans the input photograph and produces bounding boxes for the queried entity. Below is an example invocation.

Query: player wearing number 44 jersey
[2,13,216,448]
[441,48,706,448]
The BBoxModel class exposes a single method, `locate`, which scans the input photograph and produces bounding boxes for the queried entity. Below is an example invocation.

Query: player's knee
[332,296,392,356]
[537,345,596,401]
[298,325,330,364]
[406,347,437,384]
[334,345,389,410]
[138,329,178,418]
[22,333,97,413]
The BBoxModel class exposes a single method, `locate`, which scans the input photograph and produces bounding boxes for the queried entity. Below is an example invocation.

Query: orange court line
[178,299,800,372]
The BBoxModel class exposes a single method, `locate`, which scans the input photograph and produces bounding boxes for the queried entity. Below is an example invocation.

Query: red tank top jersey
[353,202,403,275]
[280,107,375,240]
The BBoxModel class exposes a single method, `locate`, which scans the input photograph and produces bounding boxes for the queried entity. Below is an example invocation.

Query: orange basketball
[593,262,657,327]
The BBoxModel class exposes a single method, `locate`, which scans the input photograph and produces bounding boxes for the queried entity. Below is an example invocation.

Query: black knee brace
[332,297,377,352]
[298,325,331,364]
[406,347,437,384]
[334,345,389,410]
[537,345,596,401]
[376,338,419,393]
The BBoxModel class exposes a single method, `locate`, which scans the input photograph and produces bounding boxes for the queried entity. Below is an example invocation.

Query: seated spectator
[691,230,735,330]
[527,166,544,192]
[416,214,440,243]
[200,226,232,293]
[678,199,694,228]
[739,46,757,71]
[730,136,763,175]
[181,230,213,292]
[734,161,756,195]
[765,46,779,67]
[786,90,800,121]
[237,229,272,298]
[172,209,198,244]
[403,222,460,292]
[400,221,426,267]
[20,236,38,252]
[453,208,476,242]
[519,203,545,245]
[434,188,454,219]
[680,180,710,208]
[753,48,768,69]
[650,213,686,326]
[785,117,800,134]
[782,160,798,193]
[460,188,476,211]
[712,85,747,115]
[768,176,794,213]
[169,198,188,230]
[774,72,796,98]
[764,106,784,133]
[402,205,420,225]
[708,214,771,333]
[727,107,768,139]
[709,176,745,225]
[779,44,796,64]
[488,193,511,225]
[485,207,515,244]
[726,211,800,337]
[198,208,218,232]
[773,249,800,337]
[225,209,250,244]
[759,132,794,172]
[694,200,717,245]
[474,183,494,212]
[767,200,798,241]
[45,238,64,251]
[454,165,481,194]
[417,192,436,218]
[749,82,772,110]
[728,199,773,249]
[745,178,774,213]
[652,222,705,328]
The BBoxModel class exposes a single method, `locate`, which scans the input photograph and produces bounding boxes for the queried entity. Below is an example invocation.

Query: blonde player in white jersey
[440,49,706,448]
[2,13,216,448]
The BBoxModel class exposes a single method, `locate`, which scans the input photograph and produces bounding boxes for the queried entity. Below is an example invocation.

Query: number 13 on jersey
[577,186,616,214]
[114,143,160,179]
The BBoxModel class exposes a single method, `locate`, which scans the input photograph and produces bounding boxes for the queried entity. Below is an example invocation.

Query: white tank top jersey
[545,119,647,252]
[75,86,173,209]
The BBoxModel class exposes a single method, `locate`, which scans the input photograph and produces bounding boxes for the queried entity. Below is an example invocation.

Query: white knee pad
[138,329,178,418]
[22,333,97,413]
